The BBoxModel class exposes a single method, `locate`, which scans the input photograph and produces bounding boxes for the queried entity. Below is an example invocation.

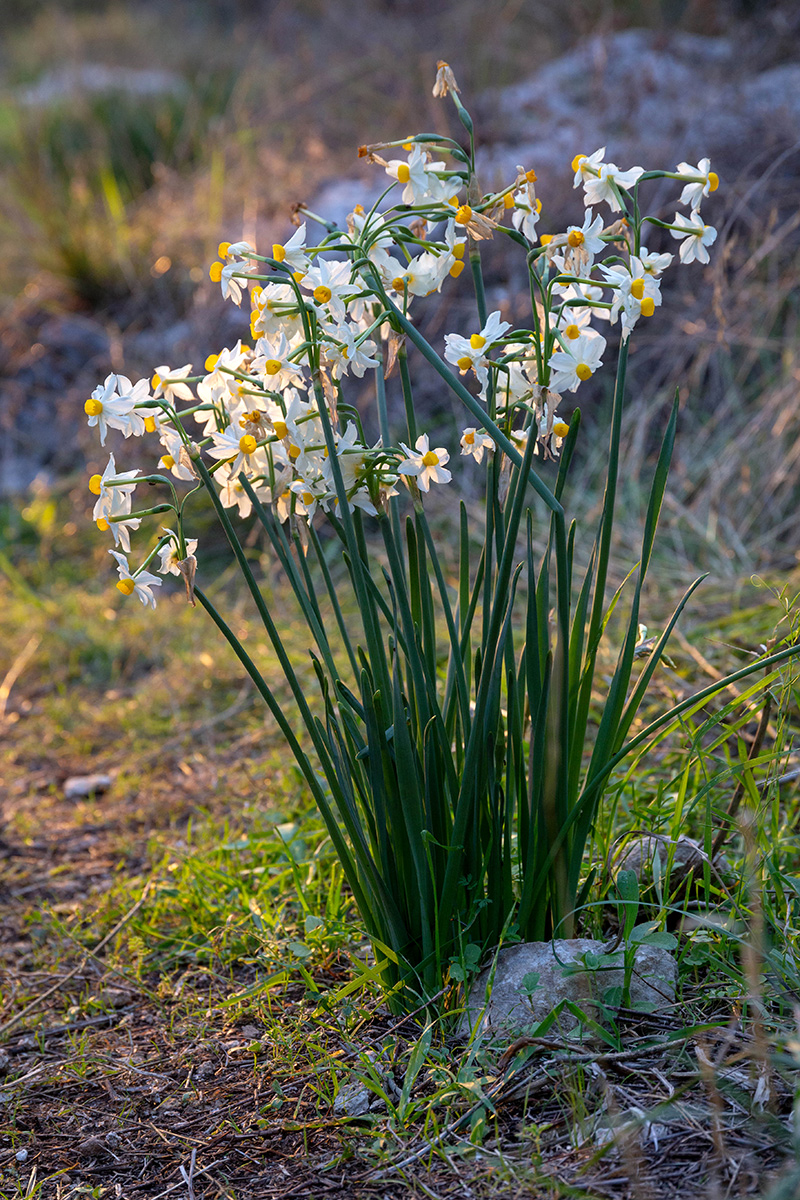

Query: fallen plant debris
[1,953,797,1198]
[2,747,800,1199]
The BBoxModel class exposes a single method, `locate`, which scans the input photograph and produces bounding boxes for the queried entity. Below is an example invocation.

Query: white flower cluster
[84,130,717,607]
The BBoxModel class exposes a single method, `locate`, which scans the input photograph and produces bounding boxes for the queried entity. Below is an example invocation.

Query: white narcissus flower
[510,167,542,243]
[675,158,719,211]
[384,144,453,206]
[90,453,141,552]
[512,201,541,243]
[289,474,328,519]
[548,331,607,393]
[572,148,607,189]
[638,246,673,277]
[215,461,260,518]
[115,377,150,438]
[347,486,379,518]
[444,310,512,389]
[195,342,250,428]
[441,217,467,261]
[460,428,495,464]
[220,261,245,305]
[151,364,194,405]
[250,282,303,341]
[331,421,367,490]
[301,258,355,323]
[109,550,162,608]
[349,206,394,254]
[270,224,310,274]
[490,360,534,410]
[600,256,662,340]
[554,305,596,345]
[158,532,199,576]
[253,332,305,392]
[389,252,444,299]
[324,324,379,379]
[210,241,256,305]
[268,390,322,459]
[552,209,606,273]
[541,411,572,455]
[670,212,717,265]
[398,434,452,492]
[275,486,297,524]
[206,425,262,478]
[89,453,139,510]
[208,240,257,305]
[576,151,644,212]
[158,425,196,481]
[84,375,140,446]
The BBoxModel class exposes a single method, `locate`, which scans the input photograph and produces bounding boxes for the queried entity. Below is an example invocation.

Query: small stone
[240,1024,261,1040]
[459,939,677,1039]
[613,834,727,884]
[333,1081,371,1117]
[0,1052,10,1075]
[63,774,112,800]
[77,1136,106,1158]
[105,1132,121,1150]
[15,1149,28,1162]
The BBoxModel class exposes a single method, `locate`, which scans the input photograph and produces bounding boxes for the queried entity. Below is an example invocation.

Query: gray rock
[613,834,723,884]
[478,29,800,209]
[459,938,677,1039]
[333,1080,372,1117]
[63,774,112,800]
[18,64,186,108]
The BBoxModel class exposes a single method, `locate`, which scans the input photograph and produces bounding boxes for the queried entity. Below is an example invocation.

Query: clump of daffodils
[83,80,718,606]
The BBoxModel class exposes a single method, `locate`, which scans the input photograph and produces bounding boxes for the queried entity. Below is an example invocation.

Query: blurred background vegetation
[0,0,791,307]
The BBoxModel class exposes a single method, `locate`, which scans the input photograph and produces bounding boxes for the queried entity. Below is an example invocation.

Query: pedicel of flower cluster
[83,64,717,606]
